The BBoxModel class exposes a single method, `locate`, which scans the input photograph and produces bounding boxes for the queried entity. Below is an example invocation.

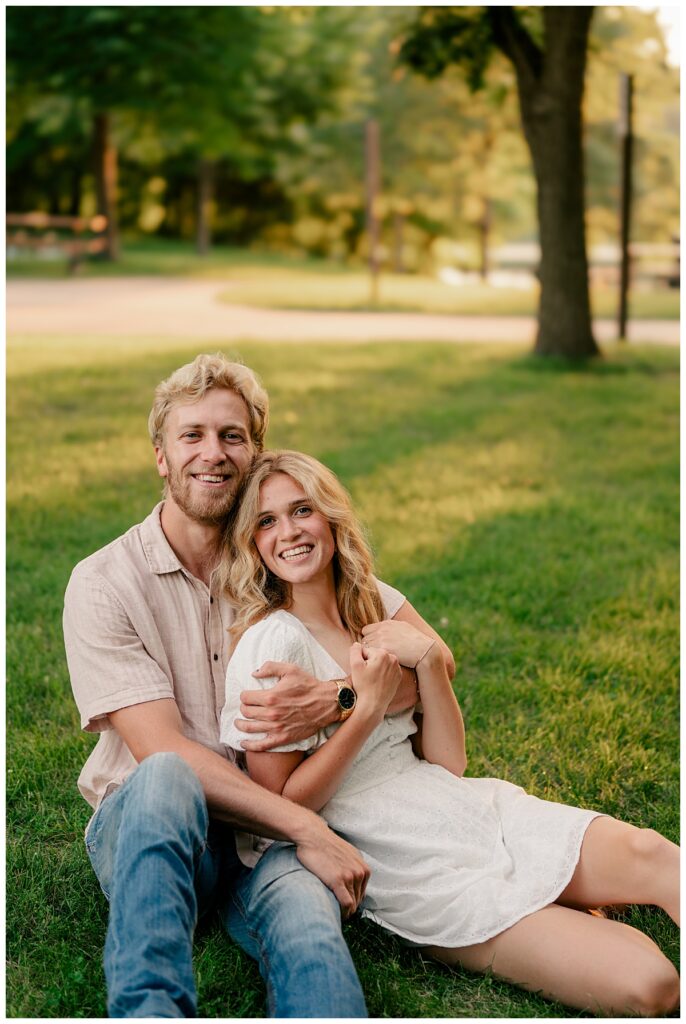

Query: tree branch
[487,7,543,85]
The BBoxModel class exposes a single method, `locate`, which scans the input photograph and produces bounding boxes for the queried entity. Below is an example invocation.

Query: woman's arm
[247,644,400,811]
[390,599,456,679]
[414,644,466,776]
[360,619,466,777]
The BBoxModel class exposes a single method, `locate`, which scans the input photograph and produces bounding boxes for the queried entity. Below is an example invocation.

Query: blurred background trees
[6,4,679,350]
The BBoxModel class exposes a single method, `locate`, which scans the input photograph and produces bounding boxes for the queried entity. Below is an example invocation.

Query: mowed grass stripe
[7,338,679,1017]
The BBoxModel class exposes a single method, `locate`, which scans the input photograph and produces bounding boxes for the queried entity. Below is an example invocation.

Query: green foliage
[400,6,496,89]
[6,8,680,259]
[7,333,679,1016]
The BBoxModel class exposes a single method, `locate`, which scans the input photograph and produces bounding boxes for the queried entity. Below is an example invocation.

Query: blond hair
[221,450,384,640]
[148,353,269,450]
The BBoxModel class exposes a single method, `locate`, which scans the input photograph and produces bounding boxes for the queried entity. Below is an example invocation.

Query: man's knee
[246,846,344,944]
[124,752,208,836]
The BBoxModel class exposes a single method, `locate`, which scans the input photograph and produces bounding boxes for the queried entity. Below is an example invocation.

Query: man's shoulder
[66,504,169,596]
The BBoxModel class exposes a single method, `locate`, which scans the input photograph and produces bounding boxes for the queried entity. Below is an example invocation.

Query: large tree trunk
[196,157,215,256]
[490,8,599,358]
[93,112,120,261]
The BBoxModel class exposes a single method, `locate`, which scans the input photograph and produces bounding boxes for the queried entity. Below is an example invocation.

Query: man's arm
[64,568,368,916]
[237,599,453,750]
[108,697,369,916]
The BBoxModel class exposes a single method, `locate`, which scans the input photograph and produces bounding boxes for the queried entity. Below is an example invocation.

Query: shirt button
[213,654,218,661]
[210,596,214,604]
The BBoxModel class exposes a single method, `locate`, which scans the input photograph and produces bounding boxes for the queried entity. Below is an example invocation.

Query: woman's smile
[254,472,335,583]
[279,544,314,562]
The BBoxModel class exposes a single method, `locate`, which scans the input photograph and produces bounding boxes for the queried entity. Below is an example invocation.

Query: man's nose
[200,434,226,463]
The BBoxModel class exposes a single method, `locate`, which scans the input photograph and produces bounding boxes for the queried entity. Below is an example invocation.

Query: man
[64,353,453,1018]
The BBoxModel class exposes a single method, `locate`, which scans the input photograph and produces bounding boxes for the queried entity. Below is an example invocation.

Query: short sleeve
[220,615,322,754]
[374,576,405,619]
[63,567,174,732]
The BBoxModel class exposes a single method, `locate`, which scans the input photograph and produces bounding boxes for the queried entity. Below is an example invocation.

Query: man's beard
[165,458,242,526]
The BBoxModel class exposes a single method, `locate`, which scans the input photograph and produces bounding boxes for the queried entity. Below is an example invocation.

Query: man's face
[156,389,256,525]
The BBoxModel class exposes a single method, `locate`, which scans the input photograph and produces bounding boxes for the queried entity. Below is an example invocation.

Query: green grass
[7,333,679,1017]
[7,235,680,319]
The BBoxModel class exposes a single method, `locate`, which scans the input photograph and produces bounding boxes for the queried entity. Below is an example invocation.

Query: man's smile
[192,472,232,485]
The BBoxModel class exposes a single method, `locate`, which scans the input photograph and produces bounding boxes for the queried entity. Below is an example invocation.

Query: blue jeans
[85,752,367,1018]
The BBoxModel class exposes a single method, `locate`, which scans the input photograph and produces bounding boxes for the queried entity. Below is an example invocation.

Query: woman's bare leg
[425,903,679,1017]
[558,817,680,924]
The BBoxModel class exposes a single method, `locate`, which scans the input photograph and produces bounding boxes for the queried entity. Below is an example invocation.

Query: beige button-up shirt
[63,503,404,816]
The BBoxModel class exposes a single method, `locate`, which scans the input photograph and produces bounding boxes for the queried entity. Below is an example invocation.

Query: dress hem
[360,811,605,949]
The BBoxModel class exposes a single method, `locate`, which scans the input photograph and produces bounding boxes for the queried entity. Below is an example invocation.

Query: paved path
[6,276,679,345]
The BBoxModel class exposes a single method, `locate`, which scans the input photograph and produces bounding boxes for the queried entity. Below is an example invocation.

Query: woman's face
[253,472,336,585]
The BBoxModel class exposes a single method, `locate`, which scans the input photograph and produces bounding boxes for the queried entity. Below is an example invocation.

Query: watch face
[338,686,356,711]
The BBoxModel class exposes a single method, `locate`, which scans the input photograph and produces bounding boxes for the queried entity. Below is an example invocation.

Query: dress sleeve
[220,616,323,754]
[374,576,406,618]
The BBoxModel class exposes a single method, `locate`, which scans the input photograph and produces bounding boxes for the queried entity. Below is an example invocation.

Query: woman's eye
[223,432,244,442]
[294,506,312,517]
[257,516,274,529]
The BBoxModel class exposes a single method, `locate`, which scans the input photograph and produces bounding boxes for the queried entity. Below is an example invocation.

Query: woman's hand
[349,642,401,719]
[361,620,435,669]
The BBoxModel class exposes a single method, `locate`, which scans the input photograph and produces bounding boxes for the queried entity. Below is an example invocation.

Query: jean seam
[229,884,276,1013]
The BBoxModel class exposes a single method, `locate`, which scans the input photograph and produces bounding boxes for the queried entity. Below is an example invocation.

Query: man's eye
[183,432,200,440]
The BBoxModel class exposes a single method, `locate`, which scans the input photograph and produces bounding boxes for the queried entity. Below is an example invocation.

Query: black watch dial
[337,686,356,711]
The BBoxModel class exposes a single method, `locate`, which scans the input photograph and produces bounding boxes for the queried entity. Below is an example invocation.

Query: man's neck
[159,499,223,586]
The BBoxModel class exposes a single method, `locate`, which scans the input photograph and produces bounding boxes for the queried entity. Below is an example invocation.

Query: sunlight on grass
[7,335,679,1018]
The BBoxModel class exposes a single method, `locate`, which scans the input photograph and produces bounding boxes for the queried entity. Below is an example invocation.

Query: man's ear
[154,446,168,479]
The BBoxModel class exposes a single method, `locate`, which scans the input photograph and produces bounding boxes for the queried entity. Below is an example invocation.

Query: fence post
[618,73,634,341]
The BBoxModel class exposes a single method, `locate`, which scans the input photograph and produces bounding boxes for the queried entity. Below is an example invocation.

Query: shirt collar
[139,502,186,576]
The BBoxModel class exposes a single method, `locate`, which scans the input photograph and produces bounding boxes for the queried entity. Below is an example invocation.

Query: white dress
[221,610,602,948]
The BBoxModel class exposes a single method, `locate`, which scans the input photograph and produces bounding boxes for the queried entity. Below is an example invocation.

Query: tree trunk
[478,198,491,280]
[392,210,405,273]
[196,158,215,256]
[491,8,599,358]
[478,130,494,281]
[93,112,120,261]
[68,168,82,217]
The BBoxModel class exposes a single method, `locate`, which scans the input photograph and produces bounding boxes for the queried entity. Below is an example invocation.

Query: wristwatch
[333,678,357,721]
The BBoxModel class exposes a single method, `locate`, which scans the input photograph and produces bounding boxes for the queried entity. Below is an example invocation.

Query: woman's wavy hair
[220,450,384,641]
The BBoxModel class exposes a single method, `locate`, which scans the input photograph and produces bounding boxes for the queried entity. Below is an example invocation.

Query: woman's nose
[278,516,301,540]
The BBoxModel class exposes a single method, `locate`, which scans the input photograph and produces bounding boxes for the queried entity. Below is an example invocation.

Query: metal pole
[618,74,634,340]
[365,119,381,305]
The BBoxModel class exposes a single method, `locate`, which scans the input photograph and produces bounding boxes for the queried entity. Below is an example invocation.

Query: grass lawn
[7,236,680,320]
[7,334,679,1017]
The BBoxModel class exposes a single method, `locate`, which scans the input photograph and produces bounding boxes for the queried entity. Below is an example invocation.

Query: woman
[219,450,679,1017]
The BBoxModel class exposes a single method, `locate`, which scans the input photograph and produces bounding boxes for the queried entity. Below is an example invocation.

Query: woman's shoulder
[237,609,306,642]
[232,609,314,662]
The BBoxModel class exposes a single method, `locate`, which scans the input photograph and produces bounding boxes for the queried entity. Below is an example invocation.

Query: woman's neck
[289,568,343,631]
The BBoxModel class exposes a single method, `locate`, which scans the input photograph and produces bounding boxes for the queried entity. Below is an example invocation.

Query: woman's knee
[619,955,680,1017]
[624,826,670,871]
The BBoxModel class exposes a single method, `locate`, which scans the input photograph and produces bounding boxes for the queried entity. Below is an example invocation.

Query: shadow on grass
[7,341,679,1017]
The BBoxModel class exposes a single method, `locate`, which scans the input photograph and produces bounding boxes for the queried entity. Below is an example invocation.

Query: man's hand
[236,661,337,751]
[295,821,370,918]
